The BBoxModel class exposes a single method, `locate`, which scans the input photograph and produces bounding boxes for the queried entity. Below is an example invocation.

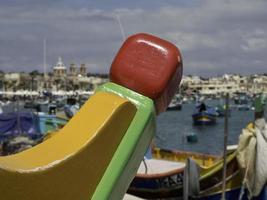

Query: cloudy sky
[0,0,266,77]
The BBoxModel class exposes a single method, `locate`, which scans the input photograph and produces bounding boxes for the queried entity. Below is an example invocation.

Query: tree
[29,70,40,91]
[29,70,40,76]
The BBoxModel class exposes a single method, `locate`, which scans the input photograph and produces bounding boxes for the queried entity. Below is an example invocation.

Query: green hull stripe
[92,82,156,200]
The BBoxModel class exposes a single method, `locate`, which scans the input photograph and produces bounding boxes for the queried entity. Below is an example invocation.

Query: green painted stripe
[92,82,156,200]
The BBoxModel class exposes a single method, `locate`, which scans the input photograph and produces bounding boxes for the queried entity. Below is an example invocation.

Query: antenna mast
[115,14,126,41]
[43,38,47,78]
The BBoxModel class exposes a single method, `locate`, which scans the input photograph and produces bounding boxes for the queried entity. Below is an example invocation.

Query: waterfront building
[69,63,77,77]
[249,75,267,94]
[87,76,108,91]
[53,57,67,77]
[0,72,4,91]
[79,64,87,76]
[2,73,21,91]
[181,74,249,96]
[0,57,109,94]
[3,57,265,96]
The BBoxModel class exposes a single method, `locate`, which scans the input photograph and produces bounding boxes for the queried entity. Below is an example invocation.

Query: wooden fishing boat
[0,33,183,200]
[127,147,220,199]
[215,105,232,117]
[128,147,267,199]
[0,112,67,155]
[237,104,250,111]
[167,101,182,111]
[152,147,219,166]
[192,103,218,125]
[37,113,67,135]
[192,111,217,125]
[0,112,67,140]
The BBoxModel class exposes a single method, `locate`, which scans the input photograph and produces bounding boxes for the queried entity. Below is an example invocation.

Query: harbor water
[155,100,258,156]
[1,99,264,156]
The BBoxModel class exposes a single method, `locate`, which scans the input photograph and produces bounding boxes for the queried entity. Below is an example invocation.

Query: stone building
[53,57,67,77]
[69,63,77,77]
[79,64,87,76]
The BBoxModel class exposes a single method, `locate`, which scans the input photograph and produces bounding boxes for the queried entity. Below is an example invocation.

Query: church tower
[69,63,77,76]
[80,64,87,76]
[53,57,67,77]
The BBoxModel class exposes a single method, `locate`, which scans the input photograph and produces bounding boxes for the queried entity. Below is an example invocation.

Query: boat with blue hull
[192,112,216,125]
[192,111,217,125]
[192,103,218,125]
[128,148,267,200]
[0,112,67,142]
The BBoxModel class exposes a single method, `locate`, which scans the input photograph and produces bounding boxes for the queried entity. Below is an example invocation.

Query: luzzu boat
[152,147,219,166]
[131,107,267,200]
[0,112,67,156]
[192,107,218,125]
[0,33,183,200]
[38,113,67,135]
[128,147,266,200]
[167,100,182,111]
[0,112,67,141]
[128,147,219,199]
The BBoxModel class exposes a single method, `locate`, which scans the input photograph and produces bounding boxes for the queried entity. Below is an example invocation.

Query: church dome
[53,57,66,70]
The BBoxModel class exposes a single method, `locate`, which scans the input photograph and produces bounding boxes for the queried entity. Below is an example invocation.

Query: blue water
[155,100,258,156]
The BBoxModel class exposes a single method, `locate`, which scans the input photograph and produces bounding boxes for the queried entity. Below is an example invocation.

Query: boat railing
[152,147,219,167]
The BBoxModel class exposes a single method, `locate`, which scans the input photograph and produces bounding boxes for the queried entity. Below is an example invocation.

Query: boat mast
[221,93,229,200]
[115,14,126,41]
[43,38,47,88]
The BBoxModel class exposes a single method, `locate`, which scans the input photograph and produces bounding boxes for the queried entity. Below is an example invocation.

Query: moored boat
[0,112,67,155]
[237,104,250,111]
[152,147,219,166]
[127,147,220,199]
[129,110,267,200]
[192,111,217,125]
[128,147,266,199]
[0,33,184,200]
[167,100,182,111]
[214,104,231,117]
[192,103,218,125]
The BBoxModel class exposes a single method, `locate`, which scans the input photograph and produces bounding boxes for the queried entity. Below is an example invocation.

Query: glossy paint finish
[0,33,183,200]
[93,82,156,200]
[0,92,136,200]
[127,151,244,199]
[110,33,183,114]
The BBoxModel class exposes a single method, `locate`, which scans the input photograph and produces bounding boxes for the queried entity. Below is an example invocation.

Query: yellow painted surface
[152,147,219,167]
[199,116,212,121]
[0,91,136,200]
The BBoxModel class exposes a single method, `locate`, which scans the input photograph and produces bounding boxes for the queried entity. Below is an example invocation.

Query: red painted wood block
[110,33,183,114]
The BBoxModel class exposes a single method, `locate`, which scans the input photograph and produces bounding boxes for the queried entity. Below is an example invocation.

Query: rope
[142,158,148,174]
[238,137,254,200]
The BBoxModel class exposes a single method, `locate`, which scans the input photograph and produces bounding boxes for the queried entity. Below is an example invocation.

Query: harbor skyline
[0,0,266,77]
[0,20,266,199]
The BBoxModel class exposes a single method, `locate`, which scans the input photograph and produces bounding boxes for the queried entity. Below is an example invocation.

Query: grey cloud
[0,0,266,77]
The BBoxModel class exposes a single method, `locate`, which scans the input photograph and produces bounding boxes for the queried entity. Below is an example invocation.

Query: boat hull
[238,105,250,111]
[128,148,221,199]
[127,150,267,200]
[192,112,216,125]
[198,187,266,200]
[167,104,182,111]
